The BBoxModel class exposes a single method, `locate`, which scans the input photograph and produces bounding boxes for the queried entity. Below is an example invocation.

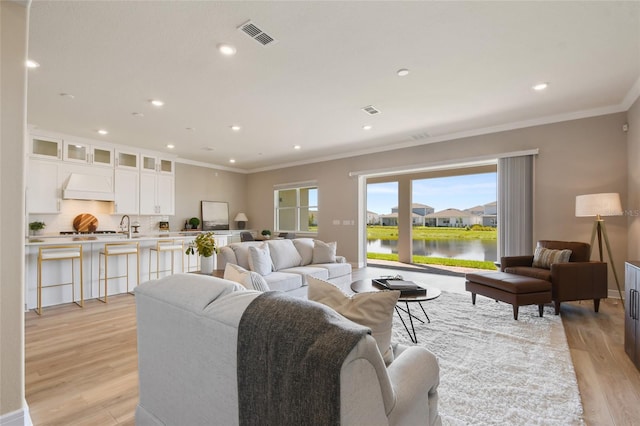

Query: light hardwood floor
[25,269,640,425]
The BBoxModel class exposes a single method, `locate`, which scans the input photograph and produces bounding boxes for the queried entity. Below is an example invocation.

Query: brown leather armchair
[501,240,608,315]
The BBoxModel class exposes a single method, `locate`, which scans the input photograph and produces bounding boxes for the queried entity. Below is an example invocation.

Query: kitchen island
[25,232,230,311]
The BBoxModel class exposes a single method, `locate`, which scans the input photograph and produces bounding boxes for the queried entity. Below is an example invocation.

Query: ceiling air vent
[238,20,277,46]
[361,105,381,115]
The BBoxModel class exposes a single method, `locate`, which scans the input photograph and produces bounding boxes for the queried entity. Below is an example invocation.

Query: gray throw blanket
[237,291,370,426]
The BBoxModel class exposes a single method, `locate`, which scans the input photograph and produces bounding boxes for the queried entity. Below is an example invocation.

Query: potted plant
[29,221,46,236]
[188,217,201,230]
[185,231,217,274]
[261,229,272,239]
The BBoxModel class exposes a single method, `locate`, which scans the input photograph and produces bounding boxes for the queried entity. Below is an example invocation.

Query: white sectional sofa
[217,238,352,297]
[135,274,441,425]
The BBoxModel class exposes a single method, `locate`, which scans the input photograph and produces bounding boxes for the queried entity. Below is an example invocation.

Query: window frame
[274,183,318,234]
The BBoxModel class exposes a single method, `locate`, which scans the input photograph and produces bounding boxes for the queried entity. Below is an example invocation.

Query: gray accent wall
[173,163,248,233]
[246,113,628,293]
[628,97,640,261]
[1,0,28,419]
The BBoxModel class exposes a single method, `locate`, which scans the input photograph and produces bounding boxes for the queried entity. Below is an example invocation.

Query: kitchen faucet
[120,215,131,238]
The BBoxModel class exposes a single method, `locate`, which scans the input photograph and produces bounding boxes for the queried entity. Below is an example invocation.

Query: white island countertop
[25,231,232,246]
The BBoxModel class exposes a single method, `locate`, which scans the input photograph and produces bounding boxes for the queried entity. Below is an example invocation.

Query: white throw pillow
[293,238,314,265]
[248,243,272,276]
[312,240,337,264]
[307,276,399,365]
[267,239,303,270]
[223,263,270,292]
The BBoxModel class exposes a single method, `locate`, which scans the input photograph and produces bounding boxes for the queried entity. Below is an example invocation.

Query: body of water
[367,239,497,262]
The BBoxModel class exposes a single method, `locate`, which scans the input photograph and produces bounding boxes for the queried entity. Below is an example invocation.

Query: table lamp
[575,192,623,301]
[234,212,248,230]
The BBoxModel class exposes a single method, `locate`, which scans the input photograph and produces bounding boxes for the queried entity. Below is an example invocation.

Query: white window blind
[498,155,534,258]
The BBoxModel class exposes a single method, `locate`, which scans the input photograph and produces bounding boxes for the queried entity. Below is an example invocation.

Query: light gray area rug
[392,291,584,426]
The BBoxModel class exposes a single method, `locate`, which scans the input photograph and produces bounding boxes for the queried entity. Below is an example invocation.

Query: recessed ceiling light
[75,144,83,148]
[217,43,237,56]
[230,125,241,131]
[59,93,75,99]
[150,99,164,107]
[532,82,549,91]
[229,158,236,163]
[132,112,144,118]
[293,145,301,150]
[202,146,215,151]
[97,129,108,135]
[397,68,410,77]
[362,125,372,130]
[166,144,175,149]
[185,127,195,132]
[26,60,40,68]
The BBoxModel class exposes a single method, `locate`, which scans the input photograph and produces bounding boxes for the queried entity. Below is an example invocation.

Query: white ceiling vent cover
[238,20,277,46]
[362,105,381,115]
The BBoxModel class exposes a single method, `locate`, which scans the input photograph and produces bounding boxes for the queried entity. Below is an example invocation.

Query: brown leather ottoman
[465,271,552,320]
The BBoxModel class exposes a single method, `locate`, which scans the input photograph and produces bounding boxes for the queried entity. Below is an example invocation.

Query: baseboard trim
[0,403,33,426]
[608,288,624,300]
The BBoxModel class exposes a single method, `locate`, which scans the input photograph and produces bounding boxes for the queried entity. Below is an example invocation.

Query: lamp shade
[575,193,623,217]
[234,212,248,222]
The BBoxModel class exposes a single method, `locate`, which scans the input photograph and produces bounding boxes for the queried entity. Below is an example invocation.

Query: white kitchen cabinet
[115,150,139,170]
[114,169,139,214]
[140,173,175,215]
[63,140,113,167]
[141,154,174,175]
[30,135,62,160]
[27,159,60,213]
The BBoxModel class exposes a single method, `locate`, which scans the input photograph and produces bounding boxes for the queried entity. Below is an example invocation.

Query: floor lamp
[575,193,624,302]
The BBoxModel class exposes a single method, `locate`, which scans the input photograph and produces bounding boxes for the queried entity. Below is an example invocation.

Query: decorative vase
[200,255,215,274]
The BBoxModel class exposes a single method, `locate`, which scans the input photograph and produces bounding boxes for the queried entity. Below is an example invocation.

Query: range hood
[62,173,114,201]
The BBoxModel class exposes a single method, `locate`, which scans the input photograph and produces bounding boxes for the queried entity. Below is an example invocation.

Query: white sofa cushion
[280,266,329,284]
[293,238,314,265]
[308,276,399,365]
[267,239,303,270]
[248,243,272,276]
[230,241,264,270]
[224,263,270,292]
[313,262,352,279]
[313,240,337,264]
[264,272,304,292]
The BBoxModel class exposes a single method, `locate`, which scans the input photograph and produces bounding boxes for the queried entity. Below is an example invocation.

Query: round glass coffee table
[350,279,441,343]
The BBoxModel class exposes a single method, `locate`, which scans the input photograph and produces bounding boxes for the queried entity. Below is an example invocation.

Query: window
[275,185,318,233]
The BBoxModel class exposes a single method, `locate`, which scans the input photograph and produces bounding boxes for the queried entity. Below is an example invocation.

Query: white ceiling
[27,1,640,172]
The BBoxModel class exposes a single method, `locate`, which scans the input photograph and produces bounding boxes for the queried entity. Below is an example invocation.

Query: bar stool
[37,245,83,315]
[149,239,184,279]
[99,242,140,303]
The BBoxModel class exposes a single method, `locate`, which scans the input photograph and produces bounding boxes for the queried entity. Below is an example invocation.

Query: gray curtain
[498,155,533,258]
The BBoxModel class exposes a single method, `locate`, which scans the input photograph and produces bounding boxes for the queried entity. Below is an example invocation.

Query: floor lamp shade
[234,212,248,230]
[575,193,623,217]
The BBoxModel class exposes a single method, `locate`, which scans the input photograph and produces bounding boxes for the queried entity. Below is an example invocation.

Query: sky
[367,172,497,214]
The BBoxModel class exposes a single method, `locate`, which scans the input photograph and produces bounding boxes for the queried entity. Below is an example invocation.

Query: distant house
[425,208,481,227]
[390,203,434,226]
[464,201,497,227]
[379,212,424,226]
[367,210,381,225]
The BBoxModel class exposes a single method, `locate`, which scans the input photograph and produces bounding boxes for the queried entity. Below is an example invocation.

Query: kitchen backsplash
[27,199,173,236]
